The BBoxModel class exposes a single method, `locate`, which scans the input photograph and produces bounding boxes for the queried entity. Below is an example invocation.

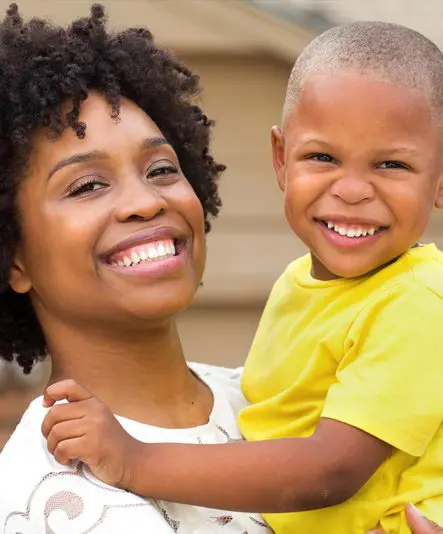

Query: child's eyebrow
[295,137,420,156]
[295,137,334,150]
[386,146,419,154]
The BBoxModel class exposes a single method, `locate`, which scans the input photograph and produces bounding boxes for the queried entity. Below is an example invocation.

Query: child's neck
[310,244,419,281]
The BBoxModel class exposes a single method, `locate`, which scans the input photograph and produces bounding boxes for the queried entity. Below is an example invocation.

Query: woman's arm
[42,380,391,513]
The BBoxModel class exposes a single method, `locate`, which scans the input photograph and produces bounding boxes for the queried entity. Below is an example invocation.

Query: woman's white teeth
[112,240,176,267]
[325,221,379,238]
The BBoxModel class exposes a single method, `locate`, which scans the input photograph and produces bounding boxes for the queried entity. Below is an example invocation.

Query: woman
[0,4,269,533]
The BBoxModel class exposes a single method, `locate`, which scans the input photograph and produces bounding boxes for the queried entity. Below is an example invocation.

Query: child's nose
[329,174,374,205]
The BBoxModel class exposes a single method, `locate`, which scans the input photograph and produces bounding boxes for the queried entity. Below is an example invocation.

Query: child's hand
[41,379,142,489]
[367,504,443,533]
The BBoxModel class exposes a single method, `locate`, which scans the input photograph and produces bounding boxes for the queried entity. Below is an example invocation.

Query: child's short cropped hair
[283,21,443,124]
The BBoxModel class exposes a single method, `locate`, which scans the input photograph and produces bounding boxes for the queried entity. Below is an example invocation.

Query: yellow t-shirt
[239,244,443,534]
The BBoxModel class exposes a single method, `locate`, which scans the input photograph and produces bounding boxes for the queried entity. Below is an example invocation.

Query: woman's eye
[378,160,409,170]
[67,179,107,197]
[307,153,335,164]
[147,164,179,179]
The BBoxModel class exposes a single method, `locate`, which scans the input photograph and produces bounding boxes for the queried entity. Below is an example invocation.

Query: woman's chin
[117,288,197,324]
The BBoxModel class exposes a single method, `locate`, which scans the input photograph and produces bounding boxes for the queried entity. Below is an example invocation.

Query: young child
[42,21,443,533]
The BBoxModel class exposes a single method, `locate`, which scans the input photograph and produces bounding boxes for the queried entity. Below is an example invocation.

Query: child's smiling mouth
[314,218,389,248]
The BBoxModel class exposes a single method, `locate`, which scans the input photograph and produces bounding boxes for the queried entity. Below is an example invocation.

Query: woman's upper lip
[102,226,187,259]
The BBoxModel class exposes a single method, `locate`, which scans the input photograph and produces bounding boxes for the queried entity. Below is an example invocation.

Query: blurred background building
[1,0,443,449]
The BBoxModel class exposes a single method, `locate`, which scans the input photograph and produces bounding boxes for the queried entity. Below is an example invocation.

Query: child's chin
[322,257,383,279]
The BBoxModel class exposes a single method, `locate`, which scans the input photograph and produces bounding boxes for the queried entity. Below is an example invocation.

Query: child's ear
[8,249,32,294]
[271,126,285,192]
[435,177,443,209]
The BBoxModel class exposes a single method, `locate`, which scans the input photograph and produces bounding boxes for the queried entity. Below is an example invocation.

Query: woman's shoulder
[190,363,243,397]
[189,362,248,417]
[190,362,243,383]
[0,398,172,533]
[0,396,47,470]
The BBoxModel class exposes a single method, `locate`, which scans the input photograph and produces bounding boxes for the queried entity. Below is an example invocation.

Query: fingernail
[408,503,424,518]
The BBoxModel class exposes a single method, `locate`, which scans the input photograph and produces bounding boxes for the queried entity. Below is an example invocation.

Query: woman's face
[10,93,206,329]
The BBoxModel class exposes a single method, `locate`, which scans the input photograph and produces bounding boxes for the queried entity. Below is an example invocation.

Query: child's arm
[42,379,391,513]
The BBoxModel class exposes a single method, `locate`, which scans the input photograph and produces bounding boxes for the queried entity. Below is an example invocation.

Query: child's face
[272,72,443,280]
[9,92,206,328]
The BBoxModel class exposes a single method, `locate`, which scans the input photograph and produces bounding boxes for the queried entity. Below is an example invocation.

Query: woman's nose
[114,178,168,222]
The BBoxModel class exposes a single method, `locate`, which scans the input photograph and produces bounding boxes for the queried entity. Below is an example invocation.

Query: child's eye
[378,160,410,170]
[307,153,335,164]
[67,178,107,197]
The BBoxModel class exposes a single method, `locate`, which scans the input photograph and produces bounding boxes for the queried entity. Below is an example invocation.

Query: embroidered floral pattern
[1,364,272,533]
[3,464,167,534]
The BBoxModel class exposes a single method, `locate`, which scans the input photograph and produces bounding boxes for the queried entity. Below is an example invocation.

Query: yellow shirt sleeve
[322,282,443,457]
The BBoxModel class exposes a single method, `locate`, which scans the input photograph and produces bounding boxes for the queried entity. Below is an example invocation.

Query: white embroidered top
[0,363,271,534]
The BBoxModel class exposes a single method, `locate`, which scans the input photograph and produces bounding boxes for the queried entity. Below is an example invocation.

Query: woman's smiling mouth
[109,238,177,267]
[103,227,189,277]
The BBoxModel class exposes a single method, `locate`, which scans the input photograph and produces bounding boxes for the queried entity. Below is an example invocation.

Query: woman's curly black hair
[0,3,225,374]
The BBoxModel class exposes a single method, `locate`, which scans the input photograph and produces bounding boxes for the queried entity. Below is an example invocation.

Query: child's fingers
[42,400,90,438]
[43,379,93,407]
[42,390,56,408]
[405,504,443,533]
[53,436,86,466]
[46,419,86,456]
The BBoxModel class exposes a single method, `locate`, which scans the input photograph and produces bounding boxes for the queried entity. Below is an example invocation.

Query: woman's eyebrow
[47,137,171,180]
[47,150,106,180]
[141,136,170,150]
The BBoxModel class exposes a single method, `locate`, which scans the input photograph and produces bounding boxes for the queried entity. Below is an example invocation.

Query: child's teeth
[325,221,379,238]
[123,256,131,266]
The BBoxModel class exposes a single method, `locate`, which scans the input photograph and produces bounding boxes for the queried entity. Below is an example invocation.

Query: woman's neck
[45,319,213,428]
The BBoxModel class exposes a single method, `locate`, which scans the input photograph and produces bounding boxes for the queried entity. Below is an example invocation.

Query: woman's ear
[271,126,286,192]
[8,249,32,294]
